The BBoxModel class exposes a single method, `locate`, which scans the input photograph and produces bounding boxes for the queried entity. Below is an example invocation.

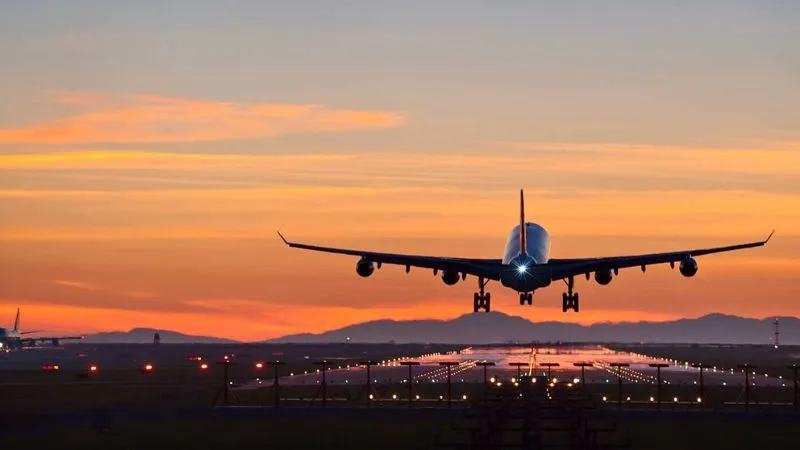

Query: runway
[271,345,791,389]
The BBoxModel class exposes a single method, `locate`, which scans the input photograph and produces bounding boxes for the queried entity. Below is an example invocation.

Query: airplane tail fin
[519,189,527,256]
[13,308,20,331]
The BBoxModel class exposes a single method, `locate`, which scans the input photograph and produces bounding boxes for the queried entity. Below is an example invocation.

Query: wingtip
[764,229,775,244]
[276,230,289,245]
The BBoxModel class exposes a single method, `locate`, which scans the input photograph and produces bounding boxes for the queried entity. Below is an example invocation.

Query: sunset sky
[1,2,799,341]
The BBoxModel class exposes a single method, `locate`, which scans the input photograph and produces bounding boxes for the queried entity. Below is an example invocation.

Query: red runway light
[143,363,154,372]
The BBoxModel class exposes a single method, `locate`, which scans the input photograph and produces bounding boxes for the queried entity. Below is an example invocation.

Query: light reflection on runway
[258,346,789,389]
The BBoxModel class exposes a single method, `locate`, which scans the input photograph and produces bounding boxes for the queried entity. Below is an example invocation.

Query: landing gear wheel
[573,293,580,313]
[484,293,491,312]
[519,293,526,306]
[473,293,480,313]
[526,293,533,305]
[562,293,569,313]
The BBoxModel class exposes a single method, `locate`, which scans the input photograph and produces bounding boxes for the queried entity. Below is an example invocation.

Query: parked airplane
[278,190,773,313]
[0,308,83,351]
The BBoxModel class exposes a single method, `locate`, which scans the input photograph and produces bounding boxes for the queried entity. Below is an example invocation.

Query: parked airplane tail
[13,307,20,331]
[519,189,527,256]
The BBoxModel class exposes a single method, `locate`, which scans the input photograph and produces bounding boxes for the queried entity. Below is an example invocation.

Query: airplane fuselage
[500,222,552,293]
[0,327,21,351]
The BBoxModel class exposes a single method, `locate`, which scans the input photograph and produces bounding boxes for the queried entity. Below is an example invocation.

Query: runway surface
[268,345,791,389]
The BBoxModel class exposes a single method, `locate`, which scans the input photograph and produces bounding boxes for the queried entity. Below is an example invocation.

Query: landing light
[517,265,527,274]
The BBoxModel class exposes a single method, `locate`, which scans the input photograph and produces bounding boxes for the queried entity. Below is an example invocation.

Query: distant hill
[266,312,800,345]
[83,327,238,344]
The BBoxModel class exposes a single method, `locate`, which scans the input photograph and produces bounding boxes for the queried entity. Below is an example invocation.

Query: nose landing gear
[562,276,579,312]
[473,277,491,313]
[519,292,533,305]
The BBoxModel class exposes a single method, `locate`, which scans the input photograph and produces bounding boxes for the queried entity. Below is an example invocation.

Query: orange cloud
[49,279,98,290]
[0,92,405,144]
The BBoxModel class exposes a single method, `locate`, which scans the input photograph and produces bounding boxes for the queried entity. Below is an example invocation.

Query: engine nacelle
[441,269,460,285]
[680,257,698,277]
[356,258,375,277]
[594,269,613,285]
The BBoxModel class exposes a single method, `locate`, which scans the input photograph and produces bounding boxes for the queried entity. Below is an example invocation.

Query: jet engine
[441,269,460,285]
[356,258,375,277]
[679,257,698,277]
[594,269,613,285]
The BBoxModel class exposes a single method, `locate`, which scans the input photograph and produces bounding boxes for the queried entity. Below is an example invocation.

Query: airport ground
[1,342,798,449]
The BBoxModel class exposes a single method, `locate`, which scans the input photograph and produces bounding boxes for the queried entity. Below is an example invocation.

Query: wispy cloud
[0,92,405,144]
[49,279,98,290]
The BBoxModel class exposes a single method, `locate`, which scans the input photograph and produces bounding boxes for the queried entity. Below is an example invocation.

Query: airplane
[0,308,84,352]
[278,190,773,313]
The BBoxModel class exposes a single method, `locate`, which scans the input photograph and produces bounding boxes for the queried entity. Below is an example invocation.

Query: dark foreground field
[1,343,798,449]
[2,407,799,450]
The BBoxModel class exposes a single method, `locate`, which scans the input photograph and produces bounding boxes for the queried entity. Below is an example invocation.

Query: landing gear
[519,292,533,305]
[561,276,579,312]
[473,277,491,313]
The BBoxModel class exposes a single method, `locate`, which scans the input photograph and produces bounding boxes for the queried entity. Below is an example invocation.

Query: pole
[314,360,329,408]
[268,361,285,406]
[610,363,629,410]
[400,362,420,406]
[788,364,799,412]
[737,364,757,410]
[539,363,560,382]
[573,362,592,392]
[649,363,669,409]
[691,364,711,406]
[439,362,459,408]
[359,361,377,406]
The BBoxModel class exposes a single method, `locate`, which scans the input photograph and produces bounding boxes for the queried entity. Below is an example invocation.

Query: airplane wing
[278,232,504,280]
[546,231,774,280]
[20,335,84,346]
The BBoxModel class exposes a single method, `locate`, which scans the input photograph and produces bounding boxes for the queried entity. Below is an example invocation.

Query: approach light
[490,377,496,383]
[89,365,98,372]
[697,397,702,403]
[392,394,397,400]
[369,394,374,400]
[462,394,467,400]
[200,363,209,370]
[517,265,527,274]
[255,362,264,369]
[143,363,154,372]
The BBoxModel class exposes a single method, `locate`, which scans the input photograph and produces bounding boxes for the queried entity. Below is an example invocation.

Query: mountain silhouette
[82,327,238,344]
[267,312,799,345]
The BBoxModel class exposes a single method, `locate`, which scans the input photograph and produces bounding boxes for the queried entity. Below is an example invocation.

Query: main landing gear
[473,277,491,313]
[519,292,533,305]
[562,276,579,312]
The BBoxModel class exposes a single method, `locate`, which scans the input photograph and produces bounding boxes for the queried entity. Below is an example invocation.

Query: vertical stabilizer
[13,308,20,331]
[519,189,527,256]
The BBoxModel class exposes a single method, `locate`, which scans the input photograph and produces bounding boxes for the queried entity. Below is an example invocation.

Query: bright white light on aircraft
[517,265,527,274]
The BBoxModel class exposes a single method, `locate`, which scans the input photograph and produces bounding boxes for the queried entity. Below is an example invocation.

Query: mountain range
[76,313,799,344]
[266,312,799,345]
[81,327,239,344]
